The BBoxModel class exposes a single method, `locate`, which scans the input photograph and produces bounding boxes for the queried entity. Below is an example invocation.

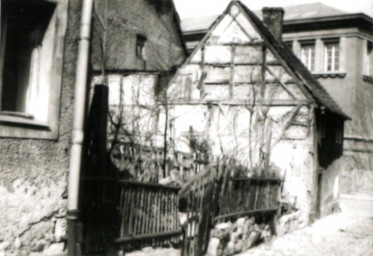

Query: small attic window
[136,34,146,60]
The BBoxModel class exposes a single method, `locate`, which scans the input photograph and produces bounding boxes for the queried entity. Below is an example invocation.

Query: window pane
[325,42,339,72]
[301,44,315,71]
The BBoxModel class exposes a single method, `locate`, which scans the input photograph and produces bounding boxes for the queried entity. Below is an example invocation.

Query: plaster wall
[0,0,81,255]
[90,0,185,72]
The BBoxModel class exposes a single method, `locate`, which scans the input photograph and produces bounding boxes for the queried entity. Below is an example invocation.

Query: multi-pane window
[301,43,315,71]
[324,41,339,72]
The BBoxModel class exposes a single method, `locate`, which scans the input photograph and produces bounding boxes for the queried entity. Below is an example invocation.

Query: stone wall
[206,217,272,256]
[0,0,81,254]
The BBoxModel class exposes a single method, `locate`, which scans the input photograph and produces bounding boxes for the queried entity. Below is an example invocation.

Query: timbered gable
[167,2,307,105]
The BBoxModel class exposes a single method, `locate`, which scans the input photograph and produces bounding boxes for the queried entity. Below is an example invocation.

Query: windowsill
[362,75,373,84]
[0,111,34,119]
[312,72,346,78]
[0,114,50,130]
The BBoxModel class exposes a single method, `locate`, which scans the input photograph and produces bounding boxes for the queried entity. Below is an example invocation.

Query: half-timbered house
[163,1,349,230]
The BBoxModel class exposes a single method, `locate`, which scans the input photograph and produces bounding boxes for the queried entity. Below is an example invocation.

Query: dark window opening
[0,0,56,114]
[317,112,344,168]
[367,41,373,76]
[136,34,146,60]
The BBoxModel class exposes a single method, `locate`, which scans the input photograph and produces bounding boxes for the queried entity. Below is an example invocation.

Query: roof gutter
[67,0,93,255]
[284,13,373,26]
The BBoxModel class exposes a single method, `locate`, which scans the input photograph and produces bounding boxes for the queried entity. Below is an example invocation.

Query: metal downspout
[67,0,93,255]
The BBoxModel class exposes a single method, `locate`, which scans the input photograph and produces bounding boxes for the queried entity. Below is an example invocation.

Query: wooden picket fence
[180,161,282,256]
[113,160,282,255]
[215,176,281,222]
[115,180,182,251]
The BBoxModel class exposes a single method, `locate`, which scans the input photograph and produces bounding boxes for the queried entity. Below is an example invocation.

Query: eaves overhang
[183,13,373,36]
[283,13,373,34]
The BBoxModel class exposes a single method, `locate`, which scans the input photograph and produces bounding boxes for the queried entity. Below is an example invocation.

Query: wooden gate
[179,162,282,255]
[180,166,218,256]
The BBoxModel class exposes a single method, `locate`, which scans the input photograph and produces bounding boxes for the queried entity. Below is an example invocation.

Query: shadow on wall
[320,156,358,217]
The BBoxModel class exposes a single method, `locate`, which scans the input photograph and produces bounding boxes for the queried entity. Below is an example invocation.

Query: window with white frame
[300,42,315,72]
[324,39,340,72]
[0,0,68,139]
[0,0,56,123]
[366,41,373,76]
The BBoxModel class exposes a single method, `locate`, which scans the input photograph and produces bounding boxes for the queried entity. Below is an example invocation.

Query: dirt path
[125,194,373,256]
[237,213,373,256]
[124,212,373,256]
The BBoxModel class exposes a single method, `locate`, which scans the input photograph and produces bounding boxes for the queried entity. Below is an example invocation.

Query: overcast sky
[174,0,373,19]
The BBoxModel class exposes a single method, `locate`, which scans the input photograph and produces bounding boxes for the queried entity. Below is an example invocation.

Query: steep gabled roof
[180,1,349,119]
[182,15,220,33]
[280,2,346,20]
[235,1,349,119]
[169,0,189,56]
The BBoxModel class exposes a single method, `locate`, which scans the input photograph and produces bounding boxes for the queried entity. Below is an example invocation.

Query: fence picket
[117,161,281,254]
[116,181,181,249]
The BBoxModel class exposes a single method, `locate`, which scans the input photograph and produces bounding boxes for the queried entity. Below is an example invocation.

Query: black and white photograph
[0,0,372,255]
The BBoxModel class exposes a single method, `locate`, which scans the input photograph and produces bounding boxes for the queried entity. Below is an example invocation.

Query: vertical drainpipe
[67,0,93,255]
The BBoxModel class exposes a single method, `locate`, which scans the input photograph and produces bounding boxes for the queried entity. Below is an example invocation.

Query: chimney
[262,7,284,41]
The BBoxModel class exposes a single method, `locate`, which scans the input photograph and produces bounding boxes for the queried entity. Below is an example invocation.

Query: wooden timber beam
[271,104,303,148]
[119,180,181,191]
[261,45,266,97]
[192,61,282,66]
[219,42,264,47]
[231,177,282,183]
[199,46,206,97]
[166,99,311,106]
[230,14,257,43]
[266,66,297,99]
[214,208,278,222]
[203,62,281,67]
[229,46,236,98]
[115,230,183,244]
[197,72,207,90]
